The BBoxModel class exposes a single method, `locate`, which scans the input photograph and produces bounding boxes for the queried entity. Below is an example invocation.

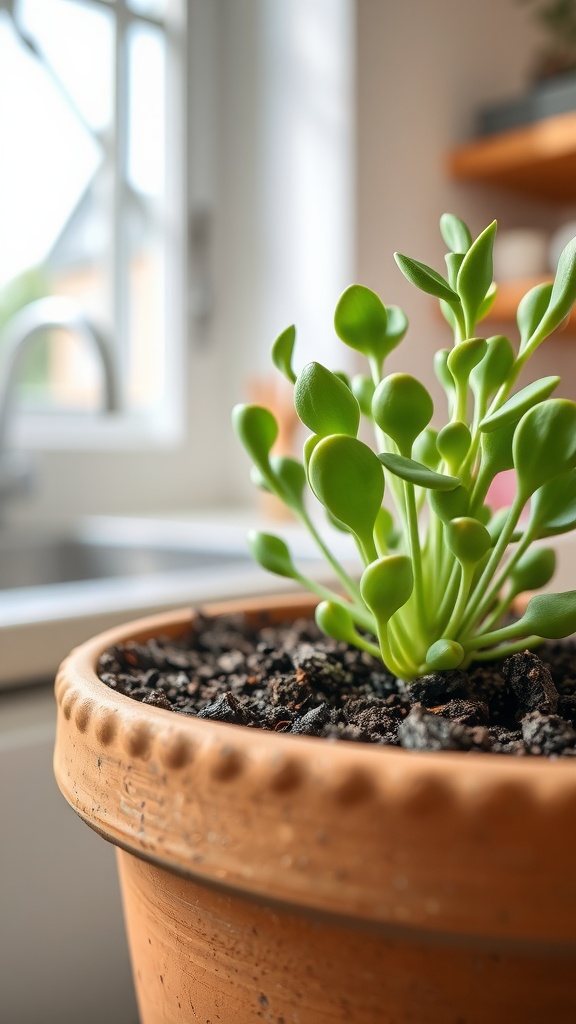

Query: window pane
[127,0,168,17]
[19,0,114,132]
[127,22,166,197]
[0,2,171,414]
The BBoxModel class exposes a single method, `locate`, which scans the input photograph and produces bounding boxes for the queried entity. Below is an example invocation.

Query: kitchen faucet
[0,296,120,509]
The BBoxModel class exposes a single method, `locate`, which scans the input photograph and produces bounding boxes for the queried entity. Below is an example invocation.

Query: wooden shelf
[448,111,576,202]
[480,276,576,329]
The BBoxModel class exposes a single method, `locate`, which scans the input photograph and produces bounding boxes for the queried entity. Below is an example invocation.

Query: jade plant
[233,214,576,681]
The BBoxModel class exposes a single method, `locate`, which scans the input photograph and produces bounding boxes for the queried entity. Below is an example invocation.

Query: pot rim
[54,593,576,942]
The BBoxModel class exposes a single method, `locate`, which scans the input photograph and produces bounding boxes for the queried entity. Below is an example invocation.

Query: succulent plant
[233,214,576,681]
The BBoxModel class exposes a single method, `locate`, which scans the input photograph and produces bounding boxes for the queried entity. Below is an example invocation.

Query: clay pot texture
[54,594,576,1024]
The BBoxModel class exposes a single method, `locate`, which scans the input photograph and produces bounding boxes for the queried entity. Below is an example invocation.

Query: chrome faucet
[0,296,120,506]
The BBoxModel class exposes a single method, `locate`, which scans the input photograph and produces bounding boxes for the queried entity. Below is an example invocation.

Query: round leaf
[412,427,440,470]
[446,517,492,565]
[360,555,414,623]
[529,471,576,538]
[434,349,455,398]
[308,435,384,548]
[315,601,363,646]
[436,421,471,473]
[429,484,469,523]
[232,404,278,471]
[513,399,576,500]
[334,285,390,360]
[372,373,434,455]
[270,455,307,510]
[248,532,299,579]
[383,304,409,345]
[479,376,560,433]
[271,325,297,383]
[425,639,465,670]
[514,591,576,639]
[294,361,360,437]
[378,452,460,491]
[351,374,375,417]
[447,337,487,387]
[509,547,556,598]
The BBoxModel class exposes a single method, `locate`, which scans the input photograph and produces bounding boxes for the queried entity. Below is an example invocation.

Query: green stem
[298,508,363,602]
[294,572,375,633]
[457,492,526,637]
[404,479,428,634]
[444,563,474,637]
[471,526,534,631]
[465,635,543,661]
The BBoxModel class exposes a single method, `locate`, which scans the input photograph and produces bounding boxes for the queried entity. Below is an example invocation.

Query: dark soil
[97,612,576,757]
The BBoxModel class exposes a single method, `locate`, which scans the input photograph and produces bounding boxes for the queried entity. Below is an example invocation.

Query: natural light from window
[0,0,177,420]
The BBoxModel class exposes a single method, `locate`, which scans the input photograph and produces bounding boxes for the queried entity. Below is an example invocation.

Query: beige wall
[356,0,576,407]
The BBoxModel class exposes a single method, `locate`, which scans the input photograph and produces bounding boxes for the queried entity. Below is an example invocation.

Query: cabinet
[448,110,576,327]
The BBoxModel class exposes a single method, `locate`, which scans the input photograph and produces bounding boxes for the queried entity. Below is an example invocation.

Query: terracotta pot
[54,594,576,1024]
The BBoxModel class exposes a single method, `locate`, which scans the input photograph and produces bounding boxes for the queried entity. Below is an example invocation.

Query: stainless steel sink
[0,515,306,688]
[0,533,249,590]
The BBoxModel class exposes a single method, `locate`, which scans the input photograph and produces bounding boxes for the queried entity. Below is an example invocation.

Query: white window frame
[7,0,190,453]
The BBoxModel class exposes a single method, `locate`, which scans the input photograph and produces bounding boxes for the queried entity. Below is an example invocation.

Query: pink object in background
[487,470,516,510]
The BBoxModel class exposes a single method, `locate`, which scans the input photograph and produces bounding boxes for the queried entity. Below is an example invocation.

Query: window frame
[6,0,190,453]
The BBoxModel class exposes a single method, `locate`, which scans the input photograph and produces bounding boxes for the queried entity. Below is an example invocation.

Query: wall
[356,0,576,406]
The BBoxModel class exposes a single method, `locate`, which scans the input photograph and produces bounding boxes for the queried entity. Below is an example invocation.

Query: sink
[0,515,327,689]
[0,534,249,590]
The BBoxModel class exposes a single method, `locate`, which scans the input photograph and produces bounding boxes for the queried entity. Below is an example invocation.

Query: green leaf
[477,282,498,322]
[351,374,375,417]
[457,220,497,331]
[303,433,321,472]
[271,325,297,383]
[248,531,299,579]
[412,427,440,470]
[470,334,515,402]
[372,373,434,455]
[514,399,576,500]
[383,305,409,345]
[447,337,488,387]
[508,547,556,597]
[334,285,389,360]
[315,601,372,647]
[309,435,384,551]
[529,471,576,538]
[294,361,360,437]
[479,376,560,433]
[517,282,553,351]
[270,455,307,510]
[480,421,516,476]
[513,590,576,640]
[360,555,414,623]
[394,252,459,304]
[425,639,465,670]
[232,404,278,472]
[434,349,455,398]
[429,484,469,523]
[440,213,472,254]
[526,236,576,350]
[445,252,465,288]
[446,517,492,565]
[436,421,471,473]
[378,452,460,490]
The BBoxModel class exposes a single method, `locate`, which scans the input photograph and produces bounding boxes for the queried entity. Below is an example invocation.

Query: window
[0,0,186,443]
